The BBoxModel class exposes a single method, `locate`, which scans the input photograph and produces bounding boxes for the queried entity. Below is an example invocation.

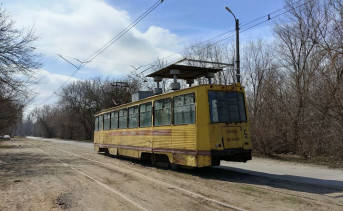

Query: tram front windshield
[209,91,247,123]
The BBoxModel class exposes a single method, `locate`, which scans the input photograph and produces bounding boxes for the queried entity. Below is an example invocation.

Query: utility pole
[225,6,240,84]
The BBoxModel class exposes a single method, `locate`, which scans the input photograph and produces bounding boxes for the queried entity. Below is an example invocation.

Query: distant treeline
[17,77,140,140]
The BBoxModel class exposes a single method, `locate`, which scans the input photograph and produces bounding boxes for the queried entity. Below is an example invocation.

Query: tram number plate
[227,137,240,142]
[226,129,237,134]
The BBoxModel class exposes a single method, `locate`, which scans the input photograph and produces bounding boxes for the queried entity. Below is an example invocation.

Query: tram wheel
[150,154,157,165]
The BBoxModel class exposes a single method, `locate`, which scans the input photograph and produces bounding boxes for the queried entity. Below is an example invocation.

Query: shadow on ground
[178,165,343,196]
[100,153,343,197]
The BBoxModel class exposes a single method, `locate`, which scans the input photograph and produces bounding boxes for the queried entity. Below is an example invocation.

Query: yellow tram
[94,60,252,167]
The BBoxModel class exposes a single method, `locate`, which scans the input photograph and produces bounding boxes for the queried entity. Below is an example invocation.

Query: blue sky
[3,0,285,112]
[110,0,284,36]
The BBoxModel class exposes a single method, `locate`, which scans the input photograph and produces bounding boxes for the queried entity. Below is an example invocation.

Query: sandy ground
[1,138,343,211]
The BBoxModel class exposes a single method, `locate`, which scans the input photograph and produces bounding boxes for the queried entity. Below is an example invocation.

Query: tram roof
[146,58,232,80]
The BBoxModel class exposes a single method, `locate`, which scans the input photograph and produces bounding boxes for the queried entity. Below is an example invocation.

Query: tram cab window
[94,116,99,131]
[111,111,118,129]
[174,93,195,125]
[104,113,111,130]
[154,98,171,126]
[209,91,247,123]
[140,102,152,127]
[128,106,139,128]
[119,109,128,129]
[99,115,104,130]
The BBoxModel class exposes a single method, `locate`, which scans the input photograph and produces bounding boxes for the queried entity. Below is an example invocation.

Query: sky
[2,0,285,114]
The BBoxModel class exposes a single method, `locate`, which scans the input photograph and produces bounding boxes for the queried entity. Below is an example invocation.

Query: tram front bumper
[211,148,252,162]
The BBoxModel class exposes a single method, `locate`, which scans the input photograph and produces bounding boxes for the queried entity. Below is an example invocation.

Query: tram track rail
[35,147,149,211]
[56,145,343,209]
[38,141,341,210]
[21,138,343,210]
[50,147,247,211]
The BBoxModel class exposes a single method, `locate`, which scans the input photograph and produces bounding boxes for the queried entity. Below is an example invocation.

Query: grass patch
[0,139,10,141]
[282,196,311,205]
[240,185,268,195]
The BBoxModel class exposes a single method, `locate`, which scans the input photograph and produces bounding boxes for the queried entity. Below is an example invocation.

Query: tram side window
[119,109,128,129]
[104,113,111,130]
[99,115,104,130]
[174,93,195,125]
[209,91,247,123]
[154,98,171,126]
[110,111,118,129]
[128,106,139,128]
[140,102,152,127]
[94,116,99,131]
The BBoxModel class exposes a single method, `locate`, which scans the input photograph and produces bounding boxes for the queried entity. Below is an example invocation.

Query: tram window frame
[173,93,196,125]
[139,102,152,127]
[99,115,104,130]
[119,108,128,129]
[110,111,119,129]
[128,106,139,128]
[104,113,111,130]
[94,116,99,131]
[154,98,172,126]
[227,92,247,122]
[208,91,247,123]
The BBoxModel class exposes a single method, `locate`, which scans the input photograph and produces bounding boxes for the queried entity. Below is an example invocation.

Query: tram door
[221,126,242,149]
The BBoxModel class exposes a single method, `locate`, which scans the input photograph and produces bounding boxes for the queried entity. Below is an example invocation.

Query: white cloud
[6,0,183,76]
[31,69,79,104]
[3,0,184,115]
[23,68,79,116]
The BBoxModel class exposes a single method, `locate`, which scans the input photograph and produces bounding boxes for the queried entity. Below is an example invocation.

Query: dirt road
[1,138,342,211]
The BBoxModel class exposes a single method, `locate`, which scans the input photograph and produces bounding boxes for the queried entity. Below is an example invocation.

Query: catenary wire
[38,0,314,105]
[140,0,315,74]
[83,0,163,63]
[41,0,164,104]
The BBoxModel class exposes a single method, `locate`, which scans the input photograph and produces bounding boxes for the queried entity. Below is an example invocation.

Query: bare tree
[274,0,325,157]
[183,42,235,85]
[241,39,283,155]
[310,0,343,158]
[46,77,141,140]
[243,39,277,120]
[0,6,40,133]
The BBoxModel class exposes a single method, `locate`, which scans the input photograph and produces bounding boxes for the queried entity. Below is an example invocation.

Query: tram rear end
[199,85,252,166]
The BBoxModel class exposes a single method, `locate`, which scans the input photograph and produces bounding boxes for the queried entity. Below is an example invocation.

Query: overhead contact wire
[41,0,164,104]
[140,0,315,74]
[83,0,163,63]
